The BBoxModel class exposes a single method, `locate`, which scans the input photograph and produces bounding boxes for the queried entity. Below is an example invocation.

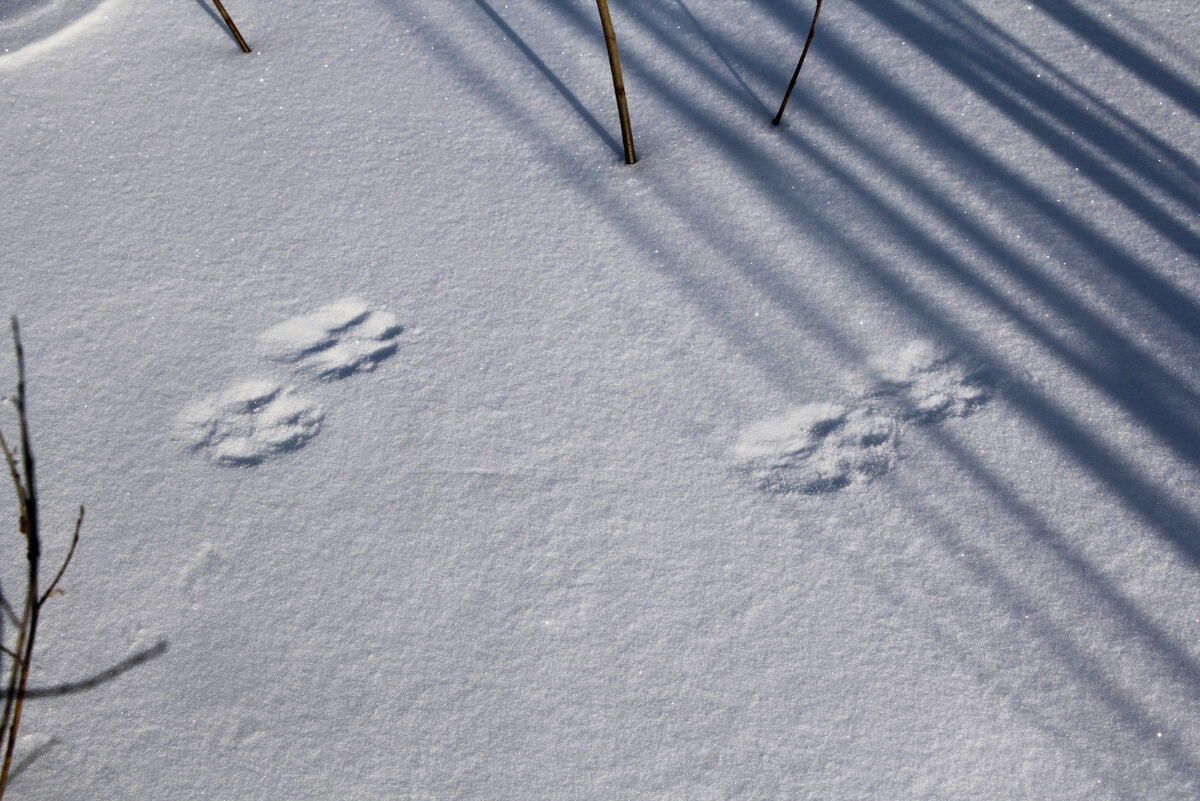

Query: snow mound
[734,403,899,494]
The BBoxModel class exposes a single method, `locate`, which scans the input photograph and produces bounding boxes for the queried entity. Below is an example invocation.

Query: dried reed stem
[773,0,823,126]
[595,0,637,164]
[212,0,252,53]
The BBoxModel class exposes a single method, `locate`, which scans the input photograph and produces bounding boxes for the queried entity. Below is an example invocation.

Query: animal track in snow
[735,342,993,495]
[866,340,992,422]
[182,380,324,466]
[182,297,404,466]
[257,298,402,380]
[733,403,899,495]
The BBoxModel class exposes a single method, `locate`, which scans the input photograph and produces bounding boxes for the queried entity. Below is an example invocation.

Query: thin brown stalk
[211,0,252,53]
[0,433,24,510]
[0,598,15,630]
[1,589,39,795]
[0,338,29,798]
[10,321,34,549]
[39,507,81,607]
[772,0,824,126]
[0,320,37,798]
[0,624,21,796]
[0,323,108,800]
[595,0,637,164]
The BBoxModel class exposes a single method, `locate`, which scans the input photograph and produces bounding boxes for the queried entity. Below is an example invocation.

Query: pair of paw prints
[181,299,402,466]
[735,341,992,495]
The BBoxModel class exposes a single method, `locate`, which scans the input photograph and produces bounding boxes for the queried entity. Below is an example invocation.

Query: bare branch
[10,318,37,565]
[38,506,82,608]
[0,431,25,512]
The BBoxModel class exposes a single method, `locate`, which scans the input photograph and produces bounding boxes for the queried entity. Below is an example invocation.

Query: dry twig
[773,0,824,126]
[0,320,83,799]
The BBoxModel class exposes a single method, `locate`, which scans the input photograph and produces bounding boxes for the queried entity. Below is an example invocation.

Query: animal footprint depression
[733,403,898,494]
[734,341,993,495]
[182,380,324,466]
[258,298,402,380]
[867,340,991,422]
[183,297,404,467]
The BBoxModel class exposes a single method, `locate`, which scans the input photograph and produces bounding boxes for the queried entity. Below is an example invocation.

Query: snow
[2,0,1200,797]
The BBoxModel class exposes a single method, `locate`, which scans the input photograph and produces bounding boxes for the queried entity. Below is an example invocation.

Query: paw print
[182,380,324,466]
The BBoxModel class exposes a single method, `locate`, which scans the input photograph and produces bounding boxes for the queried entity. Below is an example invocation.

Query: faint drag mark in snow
[734,403,898,494]
[257,297,403,380]
[181,380,324,466]
[866,340,992,423]
[0,0,112,64]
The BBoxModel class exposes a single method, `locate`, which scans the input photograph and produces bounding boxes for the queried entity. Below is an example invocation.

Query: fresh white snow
[3,0,1200,798]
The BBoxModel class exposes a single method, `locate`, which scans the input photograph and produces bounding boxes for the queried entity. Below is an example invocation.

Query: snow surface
[3,0,1200,798]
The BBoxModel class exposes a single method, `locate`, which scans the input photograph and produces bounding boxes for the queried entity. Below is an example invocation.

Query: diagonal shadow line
[858,345,1200,714]
[386,0,1200,556]
[386,4,1200,779]
[640,0,1200,376]
[802,41,1200,466]
[792,142,1200,553]
[616,2,1200,479]
[673,0,770,116]
[192,0,237,46]
[622,98,1200,779]
[2,639,168,700]
[763,80,1200,550]
[1031,0,1200,121]
[393,2,1200,782]
[875,519,1200,785]
[916,0,1200,202]
[7,734,57,783]
[470,0,623,160]
[861,0,1200,272]
[816,24,1200,343]
[576,2,1200,553]
[590,94,1200,784]
[750,3,1200,353]
[918,414,1200,695]
[659,12,1200,549]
